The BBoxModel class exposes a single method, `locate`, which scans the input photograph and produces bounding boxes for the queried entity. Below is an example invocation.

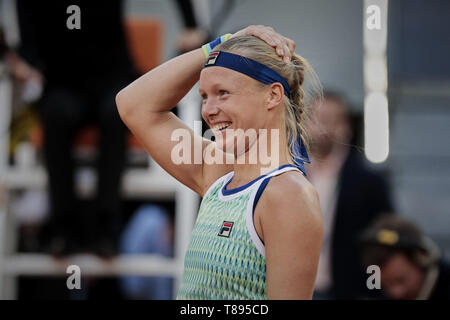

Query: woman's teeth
[213,122,232,131]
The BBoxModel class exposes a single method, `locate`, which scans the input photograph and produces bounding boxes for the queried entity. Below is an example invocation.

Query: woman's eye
[219,90,229,96]
[201,94,208,103]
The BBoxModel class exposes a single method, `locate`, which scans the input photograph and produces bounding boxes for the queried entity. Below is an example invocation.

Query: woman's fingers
[232,25,296,62]
[267,32,291,61]
[284,37,296,55]
[283,44,291,62]
[258,30,278,48]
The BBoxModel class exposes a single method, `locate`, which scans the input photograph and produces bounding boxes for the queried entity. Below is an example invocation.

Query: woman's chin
[215,137,231,152]
[213,137,237,159]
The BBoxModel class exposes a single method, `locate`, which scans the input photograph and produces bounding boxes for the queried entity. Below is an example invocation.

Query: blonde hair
[215,35,322,163]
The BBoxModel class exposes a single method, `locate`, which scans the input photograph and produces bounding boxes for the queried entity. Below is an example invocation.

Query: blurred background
[0,0,449,300]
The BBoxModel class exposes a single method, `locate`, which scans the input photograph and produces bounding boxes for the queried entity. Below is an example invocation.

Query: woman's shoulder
[270,169,317,199]
[256,168,323,253]
[260,170,322,223]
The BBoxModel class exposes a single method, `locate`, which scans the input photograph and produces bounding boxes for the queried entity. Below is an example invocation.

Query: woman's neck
[229,131,293,187]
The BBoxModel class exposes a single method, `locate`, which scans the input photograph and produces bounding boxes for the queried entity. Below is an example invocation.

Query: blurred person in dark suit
[14,0,203,257]
[360,215,450,300]
[15,0,134,257]
[306,91,394,299]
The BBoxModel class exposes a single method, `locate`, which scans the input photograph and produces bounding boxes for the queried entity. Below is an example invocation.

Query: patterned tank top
[176,164,303,300]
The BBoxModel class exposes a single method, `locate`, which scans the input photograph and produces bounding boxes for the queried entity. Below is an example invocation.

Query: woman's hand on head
[230,25,296,63]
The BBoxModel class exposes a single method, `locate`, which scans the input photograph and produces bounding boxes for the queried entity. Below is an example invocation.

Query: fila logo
[205,52,220,66]
[218,221,234,238]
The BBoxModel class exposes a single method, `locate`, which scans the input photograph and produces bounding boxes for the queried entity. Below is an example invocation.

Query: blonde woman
[116,25,323,299]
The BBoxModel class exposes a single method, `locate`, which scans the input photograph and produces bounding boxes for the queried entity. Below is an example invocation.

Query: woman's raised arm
[116,48,213,196]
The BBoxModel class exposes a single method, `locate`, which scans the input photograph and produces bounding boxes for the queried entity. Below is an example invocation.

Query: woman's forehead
[199,66,251,90]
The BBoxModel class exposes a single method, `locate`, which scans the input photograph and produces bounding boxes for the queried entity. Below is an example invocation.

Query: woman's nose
[202,99,220,118]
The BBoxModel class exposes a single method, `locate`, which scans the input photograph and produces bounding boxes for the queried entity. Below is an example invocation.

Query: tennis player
[116,25,323,299]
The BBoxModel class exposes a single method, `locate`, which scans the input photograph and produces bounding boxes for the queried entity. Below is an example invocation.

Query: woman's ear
[266,83,285,110]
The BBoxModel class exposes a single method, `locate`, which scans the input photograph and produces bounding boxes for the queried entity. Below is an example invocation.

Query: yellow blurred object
[376,229,399,246]
[8,106,39,157]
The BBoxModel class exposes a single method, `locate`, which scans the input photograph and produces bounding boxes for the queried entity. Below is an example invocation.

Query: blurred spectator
[13,0,203,257]
[359,215,450,300]
[15,0,136,257]
[174,0,208,53]
[306,91,394,299]
[119,205,173,300]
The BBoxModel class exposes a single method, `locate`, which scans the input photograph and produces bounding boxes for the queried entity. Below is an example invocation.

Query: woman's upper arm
[260,174,324,299]
[116,102,207,196]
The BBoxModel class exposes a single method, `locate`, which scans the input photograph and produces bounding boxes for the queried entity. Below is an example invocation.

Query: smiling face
[199,66,271,156]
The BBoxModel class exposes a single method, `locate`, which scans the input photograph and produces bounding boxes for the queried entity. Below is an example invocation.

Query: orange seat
[124,18,163,74]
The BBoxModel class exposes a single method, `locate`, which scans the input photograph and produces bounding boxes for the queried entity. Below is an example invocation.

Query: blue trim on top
[253,177,272,215]
[252,176,273,246]
[221,164,297,196]
[251,164,303,245]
